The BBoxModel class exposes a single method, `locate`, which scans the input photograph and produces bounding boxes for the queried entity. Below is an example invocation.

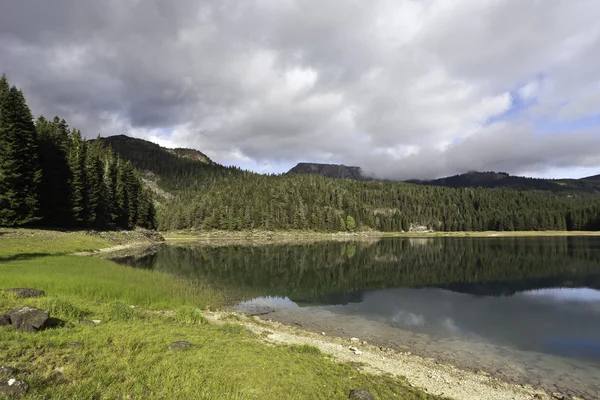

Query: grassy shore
[1,229,444,399]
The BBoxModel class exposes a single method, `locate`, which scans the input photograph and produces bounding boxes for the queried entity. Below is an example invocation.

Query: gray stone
[238,304,275,316]
[5,288,45,298]
[0,379,29,398]
[0,366,16,377]
[349,389,375,400]
[9,306,49,332]
[0,315,10,326]
[169,341,191,350]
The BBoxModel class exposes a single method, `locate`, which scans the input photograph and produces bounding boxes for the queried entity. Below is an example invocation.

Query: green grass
[0,294,444,400]
[0,228,113,260]
[0,256,223,309]
[0,229,446,400]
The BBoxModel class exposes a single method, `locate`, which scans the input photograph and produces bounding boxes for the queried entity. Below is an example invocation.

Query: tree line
[0,74,155,229]
[157,172,600,232]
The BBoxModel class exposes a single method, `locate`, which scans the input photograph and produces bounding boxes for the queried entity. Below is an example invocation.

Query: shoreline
[206,310,552,400]
[252,307,597,400]
[162,229,600,244]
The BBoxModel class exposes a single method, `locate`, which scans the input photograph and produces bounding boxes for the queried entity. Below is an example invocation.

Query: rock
[349,346,363,355]
[4,288,45,298]
[349,389,375,400]
[9,306,49,332]
[91,320,101,324]
[169,341,191,350]
[0,366,16,377]
[0,379,29,398]
[69,342,83,348]
[552,393,564,400]
[349,337,360,343]
[238,305,275,317]
[0,315,10,326]
[44,317,66,329]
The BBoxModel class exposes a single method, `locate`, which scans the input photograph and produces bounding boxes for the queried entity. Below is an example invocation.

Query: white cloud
[1,0,600,178]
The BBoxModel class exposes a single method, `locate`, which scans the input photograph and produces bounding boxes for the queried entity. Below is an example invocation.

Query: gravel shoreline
[205,311,554,400]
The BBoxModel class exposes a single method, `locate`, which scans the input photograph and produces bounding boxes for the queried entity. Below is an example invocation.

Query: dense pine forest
[101,135,600,234]
[156,173,600,232]
[0,74,155,229]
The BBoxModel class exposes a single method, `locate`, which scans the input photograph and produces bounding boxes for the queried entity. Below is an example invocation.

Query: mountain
[409,171,600,193]
[97,135,244,197]
[92,135,600,232]
[287,162,365,180]
[287,164,600,193]
[583,174,600,181]
[99,135,214,166]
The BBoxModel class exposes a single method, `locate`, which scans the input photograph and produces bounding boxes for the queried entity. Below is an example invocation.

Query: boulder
[0,315,10,326]
[0,379,29,398]
[169,341,191,350]
[0,366,16,377]
[9,306,49,332]
[4,288,45,298]
[349,389,375,400]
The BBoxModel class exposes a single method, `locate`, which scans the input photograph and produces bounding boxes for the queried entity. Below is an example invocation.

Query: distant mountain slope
[409,171,600,192]
[100,135,214,166]
[287,163,600,193]
[422,171,600,192]
[98,135,244,196]
[288,162,365,180]
[583,174,600,181]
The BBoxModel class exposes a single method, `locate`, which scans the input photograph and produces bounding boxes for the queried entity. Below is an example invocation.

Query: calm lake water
[117,236,600,398]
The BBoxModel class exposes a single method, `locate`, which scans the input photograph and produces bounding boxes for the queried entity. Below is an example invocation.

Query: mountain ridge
[99,135,599,194]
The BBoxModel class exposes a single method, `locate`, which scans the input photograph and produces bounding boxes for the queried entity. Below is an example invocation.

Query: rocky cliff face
[287,163,365,180]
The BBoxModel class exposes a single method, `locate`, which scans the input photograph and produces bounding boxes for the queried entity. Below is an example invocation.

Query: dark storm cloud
[1,0,600,178]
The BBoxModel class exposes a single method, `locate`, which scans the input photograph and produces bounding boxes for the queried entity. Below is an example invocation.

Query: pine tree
[67,129,86,225]
[84,138,105,226]
[0,76,41,226]
[36,116,73,225]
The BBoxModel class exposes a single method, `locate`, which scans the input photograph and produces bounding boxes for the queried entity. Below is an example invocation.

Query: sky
[1,0,600,180]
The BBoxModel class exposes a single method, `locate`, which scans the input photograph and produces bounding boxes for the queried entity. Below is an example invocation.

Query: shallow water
[116,236,600,398]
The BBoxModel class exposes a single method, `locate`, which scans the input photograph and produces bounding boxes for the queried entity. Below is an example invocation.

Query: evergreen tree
[36,116,73,225]
[67,129,86,225]
[0,76,41,225]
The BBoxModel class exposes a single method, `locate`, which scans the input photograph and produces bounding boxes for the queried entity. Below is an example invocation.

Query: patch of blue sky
[155,128,174,137]
[532,112,600,134]
[484,89,536,126]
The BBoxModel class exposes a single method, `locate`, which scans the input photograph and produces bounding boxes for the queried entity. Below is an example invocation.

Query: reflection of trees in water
[127,237,600,301]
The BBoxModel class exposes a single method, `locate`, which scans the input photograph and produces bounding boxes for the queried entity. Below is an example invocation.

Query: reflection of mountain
[117,237,600,305]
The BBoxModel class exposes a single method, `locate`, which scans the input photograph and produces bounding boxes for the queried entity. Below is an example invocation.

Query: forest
[0,74,155,229]
[155,172,600,232]
[2,71,600,233]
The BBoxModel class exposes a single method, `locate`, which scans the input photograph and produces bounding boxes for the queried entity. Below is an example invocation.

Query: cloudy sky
[1,0,600,179]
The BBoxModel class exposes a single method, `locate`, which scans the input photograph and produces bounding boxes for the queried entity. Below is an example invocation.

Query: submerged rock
[9,306,49,332]
[169,341,191,350]
[0,379,29,397]
[349,389,375,400]
[4,288,45,298]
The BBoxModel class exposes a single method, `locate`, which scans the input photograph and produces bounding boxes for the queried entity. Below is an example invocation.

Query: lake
[116,236,600,398]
